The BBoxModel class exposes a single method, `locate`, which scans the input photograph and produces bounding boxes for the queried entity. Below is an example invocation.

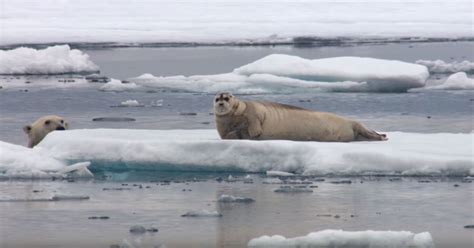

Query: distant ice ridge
[27,129,474,177]
[247,230,434,248]
[0,45,99,75]
[1,0,472,46]
[126,55,429,93]
[416,59,474,73]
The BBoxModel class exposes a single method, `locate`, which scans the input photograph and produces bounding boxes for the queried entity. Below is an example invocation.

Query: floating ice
[218,194,255,203]
[99,79,139,92]
[266,171,296,177]
[274,186,313,193]
[416,60,474,74]
[181,210,222,217]
[32,129,473,177]
[424,72,474,90]
[119,100,144,107]
[247,229,434,248]
[130,55,429,93]
[0,141,92,178]
[1,0,471,46]
[0,45,99,75]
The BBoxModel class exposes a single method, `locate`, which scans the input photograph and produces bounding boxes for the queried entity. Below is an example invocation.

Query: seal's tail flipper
[353,123,388,141]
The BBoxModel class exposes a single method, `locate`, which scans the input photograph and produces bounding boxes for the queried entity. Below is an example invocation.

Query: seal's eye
[60,120,64,124]
[45,120,51,125]
[224,97,229,101]
[215,98,219,102]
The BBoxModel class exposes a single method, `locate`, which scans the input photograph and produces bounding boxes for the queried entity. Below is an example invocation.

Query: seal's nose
[56,126,65,131]
[219,103,224,106]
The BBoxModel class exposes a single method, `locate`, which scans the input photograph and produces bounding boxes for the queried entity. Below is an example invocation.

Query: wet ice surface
[0,43,473,247]
[0,176,473,248]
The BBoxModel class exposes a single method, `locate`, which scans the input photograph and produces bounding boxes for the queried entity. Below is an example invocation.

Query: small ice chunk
[51,195,90,201]
[119,99,144,107]
[274,186,313,193]
[181,210,222,217]
[129,225,147,234]
[266,170,296,177]
[58,162,93,178]
[248,229,434,248]
[425,72,474,90]
[218,194,255,203]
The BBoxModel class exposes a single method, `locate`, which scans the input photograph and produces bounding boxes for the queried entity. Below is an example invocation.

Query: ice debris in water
[181,210,223,217]
[119,99,144,107]
[218,194,255,203]
[247,229,434,248]
[416,59,474,73]
[274,186,313,193]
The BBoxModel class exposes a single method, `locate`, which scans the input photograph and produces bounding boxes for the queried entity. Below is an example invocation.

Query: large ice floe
[0,45,99,75]
[1,129,471,178]
[247,230,434,248]
[125,55,429,93]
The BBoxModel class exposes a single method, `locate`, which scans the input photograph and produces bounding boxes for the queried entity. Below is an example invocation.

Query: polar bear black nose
[56,126,65,131]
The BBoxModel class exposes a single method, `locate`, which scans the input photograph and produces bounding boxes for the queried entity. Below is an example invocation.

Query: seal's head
[213,92,237,116]
[23,115,69,148]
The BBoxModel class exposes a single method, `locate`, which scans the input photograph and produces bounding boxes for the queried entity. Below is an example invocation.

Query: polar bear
[23,115,69,148]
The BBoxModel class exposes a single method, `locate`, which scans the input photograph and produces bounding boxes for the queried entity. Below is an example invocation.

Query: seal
[23,115,69,148]
[213,92,387,142]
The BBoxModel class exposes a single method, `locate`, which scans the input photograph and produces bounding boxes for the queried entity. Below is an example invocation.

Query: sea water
[0,42,473,247]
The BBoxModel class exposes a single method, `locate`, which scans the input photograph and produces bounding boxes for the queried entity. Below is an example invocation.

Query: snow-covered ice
[0,0,471,46]
[6,128,468,177]
[99,78,139,92]
[416,60,474,74]
[247,229,434,248]
[0,45,99,75]
[129,55,429,93]
[425,72,474,90]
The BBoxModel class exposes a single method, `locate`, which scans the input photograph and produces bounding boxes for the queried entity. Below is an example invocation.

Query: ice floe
[247,229,434,248]
[0,45,99,75]
[23,129,473,177]
[118,100,144,107]
[0,141,92,178]
[99,78,139,92]
[1,0,471,46]
[128,55,429,93]
[424,72,474,90]
[416,60,474,74]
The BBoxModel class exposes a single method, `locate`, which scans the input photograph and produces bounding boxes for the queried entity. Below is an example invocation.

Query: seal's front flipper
[248,119,263,139]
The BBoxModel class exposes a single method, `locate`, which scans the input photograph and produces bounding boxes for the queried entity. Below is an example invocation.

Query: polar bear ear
[23,125,32,134]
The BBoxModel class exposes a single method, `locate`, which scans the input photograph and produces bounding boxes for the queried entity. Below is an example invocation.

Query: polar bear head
[23,115,69,148]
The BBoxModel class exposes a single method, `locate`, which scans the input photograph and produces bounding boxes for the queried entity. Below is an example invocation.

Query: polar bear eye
[44,120,51,125]
[60,120,64,124]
